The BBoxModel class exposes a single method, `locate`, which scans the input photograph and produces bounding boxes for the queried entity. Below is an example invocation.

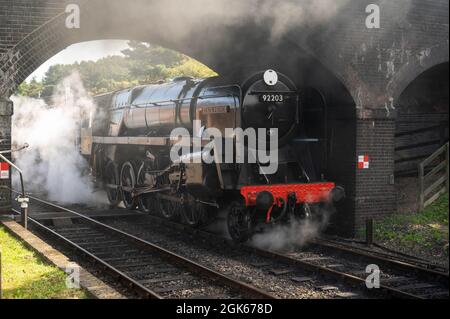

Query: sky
[26,40,130,82]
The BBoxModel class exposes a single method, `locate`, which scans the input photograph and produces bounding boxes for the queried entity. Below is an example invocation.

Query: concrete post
[0,97,13,215]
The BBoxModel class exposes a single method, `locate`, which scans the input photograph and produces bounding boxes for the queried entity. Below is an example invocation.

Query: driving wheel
[227,201,253,242]
[104,161,120,207]
[136,161,157,214]
[120,161,137,210]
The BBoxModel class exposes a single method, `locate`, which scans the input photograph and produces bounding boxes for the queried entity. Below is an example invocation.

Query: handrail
[394,121,448,178]
[418,142,449,211]
[422,143,449,167]
[0,153,25,197]
[0,144,29,228]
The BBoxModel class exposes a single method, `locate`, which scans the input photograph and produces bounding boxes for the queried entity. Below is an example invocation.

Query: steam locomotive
[80,70,344,242]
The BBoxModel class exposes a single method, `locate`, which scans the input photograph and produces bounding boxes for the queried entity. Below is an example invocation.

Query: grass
[370,193,449,256]
[0,225,88,299]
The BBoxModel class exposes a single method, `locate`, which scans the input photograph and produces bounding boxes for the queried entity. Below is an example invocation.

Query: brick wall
[0,97,12,213]
[0,0,65,54]
[354,109,397,233]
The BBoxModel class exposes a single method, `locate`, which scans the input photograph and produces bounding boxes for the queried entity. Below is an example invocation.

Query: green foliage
[122,41,182,82]
[370,193,449,252]
[42,64,75,87]
[17,78,44,98]
[123,41,183,67]
[16,41,216,97]
[168,58,217,79]
[0,225,88,299]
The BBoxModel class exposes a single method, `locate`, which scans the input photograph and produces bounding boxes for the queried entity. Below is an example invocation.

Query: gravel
[99,215,368,299]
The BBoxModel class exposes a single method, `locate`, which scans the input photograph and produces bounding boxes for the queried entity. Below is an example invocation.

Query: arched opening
[300,64,357,236]
[395,62,449,213]
[8,33,357,237]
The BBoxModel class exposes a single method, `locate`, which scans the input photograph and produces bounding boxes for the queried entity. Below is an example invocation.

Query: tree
[17,78,44,98]
[43,64,75,87]
[122,41,183,67]
[168,58,217,79]
[17,41,217,97]
[121,41,216,82]
[121,41,184,83]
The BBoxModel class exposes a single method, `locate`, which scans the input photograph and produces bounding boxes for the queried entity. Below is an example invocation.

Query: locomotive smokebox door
[241,70,299,145]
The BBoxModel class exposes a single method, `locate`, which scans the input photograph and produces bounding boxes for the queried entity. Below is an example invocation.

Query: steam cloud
[153,0,352,41]
[85,0,353,46]
[11,72,107,206]
[250,205,335,251]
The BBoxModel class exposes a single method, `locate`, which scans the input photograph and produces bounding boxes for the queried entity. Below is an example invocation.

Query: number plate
[259,94,285,103]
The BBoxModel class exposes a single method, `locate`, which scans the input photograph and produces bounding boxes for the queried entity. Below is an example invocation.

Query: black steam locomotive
[80,70,343,242]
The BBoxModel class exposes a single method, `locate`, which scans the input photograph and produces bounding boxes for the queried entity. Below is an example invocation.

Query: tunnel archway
[300,64,357,235]
[394,62,449,213]
[7,31,358,236]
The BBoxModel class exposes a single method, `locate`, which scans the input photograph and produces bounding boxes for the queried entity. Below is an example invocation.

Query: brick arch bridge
[0,0,448,235]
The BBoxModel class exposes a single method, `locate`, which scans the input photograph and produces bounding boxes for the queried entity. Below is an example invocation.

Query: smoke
[250,205,335,251]
[183,0,350,41]
[86,0,352,46]
[11,72,108,206]
[156,0,351,41]
[255,0,352,41]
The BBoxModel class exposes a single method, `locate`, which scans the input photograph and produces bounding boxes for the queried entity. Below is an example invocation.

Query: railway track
[10,190,449,299]
[136,216,448,299]
[311,237,449,278]
[92,209,449,299]
[316,236,448,271]
[10,193,276,299]
[246,242,448,299]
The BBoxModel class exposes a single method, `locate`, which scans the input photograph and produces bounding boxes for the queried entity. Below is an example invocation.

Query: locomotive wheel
[227,201,253,243]
[105,162,120,207]
[182,194,207,227]
[158,197,180,221]
[120,161,137,210]
[300,203,330,231]
[136,161,157,214]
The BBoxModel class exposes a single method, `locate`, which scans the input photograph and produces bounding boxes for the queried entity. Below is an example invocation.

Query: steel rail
[12,208,162,299]
[243,245,424,299]
[11,191,276,299]
[110,212,443,299]
[312,238,449,283]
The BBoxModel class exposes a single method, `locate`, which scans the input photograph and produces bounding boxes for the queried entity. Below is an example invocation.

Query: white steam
[11,72,107,206]
[254,0,352,41]
[123,0,352,42]
[251,206,335,251]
